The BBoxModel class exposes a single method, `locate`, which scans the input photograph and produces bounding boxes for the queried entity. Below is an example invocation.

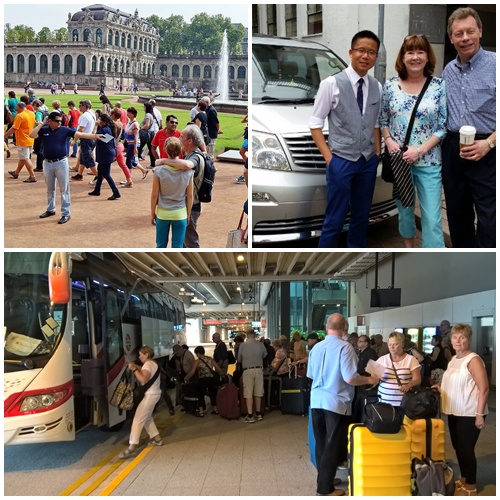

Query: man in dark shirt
[29,111,102,224]
[201,97,223,159]
[212,333,228,375]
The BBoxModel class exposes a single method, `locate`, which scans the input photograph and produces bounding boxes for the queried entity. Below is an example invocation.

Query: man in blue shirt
[307,314,378,496]
[30,111,101,224]
[441,7,496,248]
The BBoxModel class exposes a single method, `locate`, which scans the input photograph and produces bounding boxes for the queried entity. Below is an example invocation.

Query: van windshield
[253,42,346,102]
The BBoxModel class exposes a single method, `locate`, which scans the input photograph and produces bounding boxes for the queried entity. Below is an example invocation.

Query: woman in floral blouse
[380,34,447,248]
[271,339,290,376]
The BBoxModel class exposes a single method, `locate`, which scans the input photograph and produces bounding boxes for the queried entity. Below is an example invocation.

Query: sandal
[142,170,149,180]
[195,413,205,418]
[118,447,135,459]
[148,438,163,446]
[210,410,219,415]
[456,485,477,496]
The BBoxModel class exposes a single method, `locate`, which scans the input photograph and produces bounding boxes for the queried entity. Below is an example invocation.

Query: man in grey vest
[309,30,382,248]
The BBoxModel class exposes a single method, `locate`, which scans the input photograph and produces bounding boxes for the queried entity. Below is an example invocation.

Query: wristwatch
[486,138,495,149]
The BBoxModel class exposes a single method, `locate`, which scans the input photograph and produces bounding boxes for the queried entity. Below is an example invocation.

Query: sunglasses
[404,33,428,41]
[53,120,62,124]
[169,121,178,125]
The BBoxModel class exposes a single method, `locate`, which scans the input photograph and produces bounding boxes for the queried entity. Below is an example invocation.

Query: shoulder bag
[382,76,433,200]
[199,356,225,385]
[226,210,247,248]
[390,354,440,420]
[133,362,161,409]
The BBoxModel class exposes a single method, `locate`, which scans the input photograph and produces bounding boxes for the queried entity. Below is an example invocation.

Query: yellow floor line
[58,446,126,496]
[79,459,125,496]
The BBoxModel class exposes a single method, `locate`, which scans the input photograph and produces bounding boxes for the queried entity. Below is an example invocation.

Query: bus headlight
[20,390,68,412]
[252,131,291,171]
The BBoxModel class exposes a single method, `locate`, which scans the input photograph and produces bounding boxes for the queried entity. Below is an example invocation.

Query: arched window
[52,55,60,74]
[215,67,219,81]
[96,28,103,44]
[126,60,130,73]
[134,36,137,50]
[151,64,155,75]
[83,29,91,42]
[172,64,179,77]
[114,32,119,46]
[127,34,131,49]
[142,63,146,75]
[147,63,151,75]
[107,58,112,72]
[40,55,48,74]
[6,55,14,73]
[152,41,156,54]
[108,30,113,45]
[121,33,125,47]
[17,55,25,73]
[204,65,212,78]
[64,55,73,74]
[77,55,85,74]
[72,29,79,42]
[139,38,143,51]
[237,66,246,79]
[148,40,151,52]
[99,57,104,71]
[114,59,118,72]
[160,64,167,76]
[120,59,124,72]
[193,65,200,78]
[229,66,234,79]
[29,55,36,73]
[91,56,97,72]
[182,65,190,78]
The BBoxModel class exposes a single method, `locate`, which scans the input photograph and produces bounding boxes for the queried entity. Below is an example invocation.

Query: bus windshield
[4,253,68,371]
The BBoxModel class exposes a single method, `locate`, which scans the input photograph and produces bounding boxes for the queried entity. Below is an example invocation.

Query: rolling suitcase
[216,383,240,420]
[348,423,412,496]
[239,377,264,416]
[264,375,282,410]
[407,417,446,462]
[181,382,199,415]
[281,366,309,416]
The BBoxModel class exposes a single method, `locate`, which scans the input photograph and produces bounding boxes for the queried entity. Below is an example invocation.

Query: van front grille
[282,133,328,170]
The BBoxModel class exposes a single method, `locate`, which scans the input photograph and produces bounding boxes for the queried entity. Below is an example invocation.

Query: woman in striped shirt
[377,332,421,414]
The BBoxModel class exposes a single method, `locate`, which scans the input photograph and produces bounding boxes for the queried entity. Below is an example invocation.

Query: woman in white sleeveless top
[436,324,489,496]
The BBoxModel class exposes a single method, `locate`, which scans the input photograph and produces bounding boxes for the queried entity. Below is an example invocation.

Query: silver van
[252,35,397,245]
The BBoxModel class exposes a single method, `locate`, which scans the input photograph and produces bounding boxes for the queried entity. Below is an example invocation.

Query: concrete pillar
[280,282,290,339]
[297,5,308,39]
[276,5,286,37]
[258,5,267,34]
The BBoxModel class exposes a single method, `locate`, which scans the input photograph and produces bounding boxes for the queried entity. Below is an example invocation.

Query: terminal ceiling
[116,252,395,320]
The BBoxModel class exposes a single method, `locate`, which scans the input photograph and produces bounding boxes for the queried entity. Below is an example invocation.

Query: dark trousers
[312,408,350,494]
[34,136,44,170]
[94,162,119,196]
[197,377,217,411]
[442,134,495,248]
[160,381,174,411]
[448,414,484,485]
[319,154,378,248]
[138,136,155,168]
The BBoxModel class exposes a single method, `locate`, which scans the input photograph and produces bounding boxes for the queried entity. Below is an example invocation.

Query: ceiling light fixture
[237,254,245,262]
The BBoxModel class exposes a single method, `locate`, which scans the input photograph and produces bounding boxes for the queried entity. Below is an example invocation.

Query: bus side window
[104,288,124,369]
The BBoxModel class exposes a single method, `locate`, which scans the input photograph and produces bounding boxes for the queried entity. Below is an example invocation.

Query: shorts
[79,138,96,168]
[241,139,248,149]
[16,146,32,159]
[242,368,264,398]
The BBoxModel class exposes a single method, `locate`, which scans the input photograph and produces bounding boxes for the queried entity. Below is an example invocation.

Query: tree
[53,27,68,42]
[37,27,52,43]
[7,24,36,42]
[147,14,186,55]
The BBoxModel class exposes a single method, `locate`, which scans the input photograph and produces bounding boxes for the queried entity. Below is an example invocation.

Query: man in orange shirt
[150,114,181,164]
[4,102,37,182]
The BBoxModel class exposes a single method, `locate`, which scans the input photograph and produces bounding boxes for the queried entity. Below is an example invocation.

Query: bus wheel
[99,421,125,432]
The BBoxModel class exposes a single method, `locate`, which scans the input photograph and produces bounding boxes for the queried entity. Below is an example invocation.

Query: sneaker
[120,180,128,185]
[337,461,348,470]
[70,154,77,158]
[23,177,37,183]
[8,170,19,179]
[34,168,44,172]
[241,415,255,424]
[71,174,83,181]
[255,413,263,421]
[234,175,245,184]
[89,177,98,185]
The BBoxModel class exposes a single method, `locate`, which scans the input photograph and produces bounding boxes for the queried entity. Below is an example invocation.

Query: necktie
[357,78,364,115]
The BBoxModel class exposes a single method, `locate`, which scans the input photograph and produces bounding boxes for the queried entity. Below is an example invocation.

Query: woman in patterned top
[380,34,447,248]
[184,346,224,417]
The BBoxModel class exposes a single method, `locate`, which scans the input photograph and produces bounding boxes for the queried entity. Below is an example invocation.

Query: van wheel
[99,421,125,432]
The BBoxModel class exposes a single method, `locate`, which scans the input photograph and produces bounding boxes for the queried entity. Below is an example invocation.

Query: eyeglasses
[352,47,378,58]
[404,34,428,41]
[169,121,178,125]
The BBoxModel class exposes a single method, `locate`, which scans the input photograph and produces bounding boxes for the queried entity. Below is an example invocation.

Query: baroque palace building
[5,4,248,91]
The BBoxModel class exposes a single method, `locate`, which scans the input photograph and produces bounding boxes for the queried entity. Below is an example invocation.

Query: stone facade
[4,4,248,91]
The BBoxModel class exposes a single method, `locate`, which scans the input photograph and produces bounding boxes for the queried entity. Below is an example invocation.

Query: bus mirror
[49,252,70,304]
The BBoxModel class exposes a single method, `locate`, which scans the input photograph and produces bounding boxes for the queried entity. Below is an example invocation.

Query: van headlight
[252,131,291,171]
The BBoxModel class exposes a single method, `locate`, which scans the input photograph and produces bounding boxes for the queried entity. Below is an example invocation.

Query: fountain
[216,30,229,102]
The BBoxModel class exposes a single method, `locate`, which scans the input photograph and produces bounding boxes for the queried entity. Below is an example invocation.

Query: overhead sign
[228,320,247,325]
[203,319,222,325]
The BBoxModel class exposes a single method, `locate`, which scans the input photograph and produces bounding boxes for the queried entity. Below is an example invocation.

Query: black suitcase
[264,375,282,410]
[281,367,310,416]
[181,382,199,415]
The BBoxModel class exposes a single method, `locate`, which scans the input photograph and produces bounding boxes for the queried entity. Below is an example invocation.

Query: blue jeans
[43,158,70,216]
[156,218,188,248]
[396,165,445,248]
[319,154,378,248]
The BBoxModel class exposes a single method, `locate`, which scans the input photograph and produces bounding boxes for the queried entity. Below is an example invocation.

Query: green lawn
[34,92,246,151]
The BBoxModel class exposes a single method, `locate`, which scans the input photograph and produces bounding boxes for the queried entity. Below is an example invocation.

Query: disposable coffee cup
[459,126,476,150]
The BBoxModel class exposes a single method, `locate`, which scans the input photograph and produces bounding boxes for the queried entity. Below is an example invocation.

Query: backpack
[60,111,69,127]
[192,151,216,203]
[227,350,236,365]
[5,107,13,124]
[412,458,455,496]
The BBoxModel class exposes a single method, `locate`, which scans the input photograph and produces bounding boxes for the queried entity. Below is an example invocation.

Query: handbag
[390,355,440,419]
[364,399,402,434]
[132,363,161,409]
[139,128,154,143]
[110,370,134,411]
[226,210,247,248]
[381,77,433,206]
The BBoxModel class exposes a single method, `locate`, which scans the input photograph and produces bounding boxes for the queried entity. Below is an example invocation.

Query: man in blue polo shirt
[29,111,101,224]
[307,313,378,496]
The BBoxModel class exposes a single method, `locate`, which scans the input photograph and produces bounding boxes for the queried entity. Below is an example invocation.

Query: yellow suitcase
[348,423,412,496]
[405,416,446,462]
